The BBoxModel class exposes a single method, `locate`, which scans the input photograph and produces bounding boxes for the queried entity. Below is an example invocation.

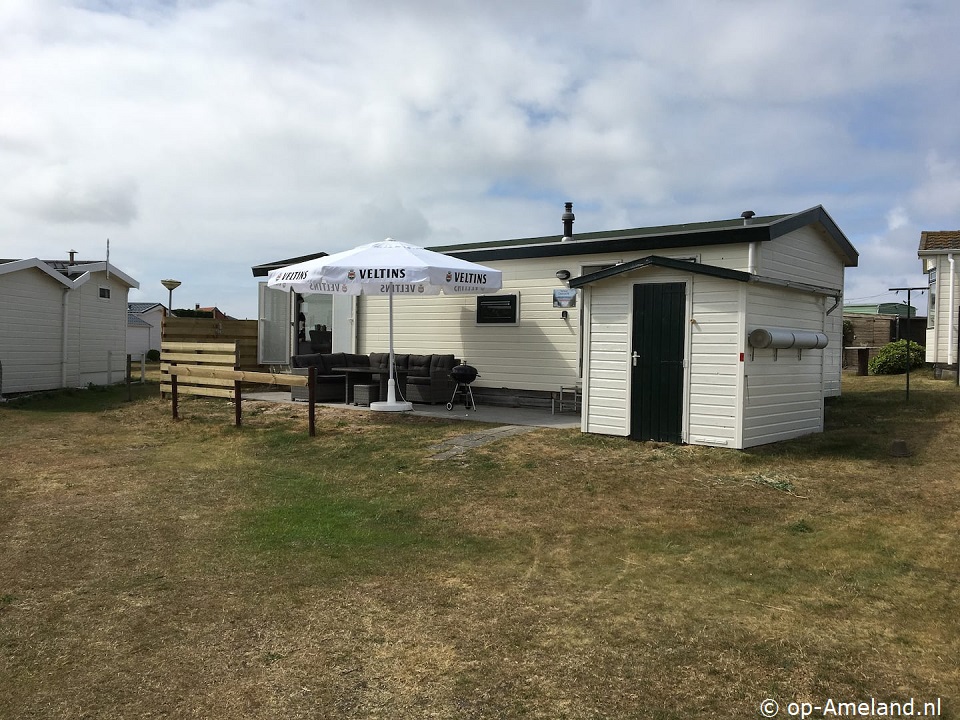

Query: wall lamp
[555,270,571,281]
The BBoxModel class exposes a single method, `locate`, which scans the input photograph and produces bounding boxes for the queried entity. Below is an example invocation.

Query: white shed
[127,302,167,358]
[562,208,856,448]
[917,230,960,370]
[0,258,139,394]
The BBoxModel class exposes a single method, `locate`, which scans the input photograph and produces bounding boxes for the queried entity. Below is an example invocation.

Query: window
[98,287,111,300]
[477,294,519,325]
[928,292,936,328]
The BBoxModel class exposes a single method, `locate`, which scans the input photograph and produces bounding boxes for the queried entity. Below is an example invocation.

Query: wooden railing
[161,341,317,436]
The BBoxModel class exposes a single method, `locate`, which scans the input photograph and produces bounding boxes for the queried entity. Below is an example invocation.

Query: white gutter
[949,254,955,366]
[61,288,70,387]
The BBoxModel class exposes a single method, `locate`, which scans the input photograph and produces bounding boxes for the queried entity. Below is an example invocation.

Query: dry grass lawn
[1,374,958,719]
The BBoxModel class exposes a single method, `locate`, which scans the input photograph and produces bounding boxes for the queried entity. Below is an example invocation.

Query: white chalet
[917,230,960,370]
[0,257,139,394]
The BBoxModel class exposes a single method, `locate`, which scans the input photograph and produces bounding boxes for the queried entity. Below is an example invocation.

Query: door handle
[632,351,640,367]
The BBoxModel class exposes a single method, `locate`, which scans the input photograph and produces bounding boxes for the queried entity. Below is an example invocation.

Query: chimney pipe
[68,250,77,265]
[561,202,575,242]
[741,210,756,226]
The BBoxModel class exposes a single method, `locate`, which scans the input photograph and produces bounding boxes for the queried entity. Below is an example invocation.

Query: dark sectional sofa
[290,351,459,405]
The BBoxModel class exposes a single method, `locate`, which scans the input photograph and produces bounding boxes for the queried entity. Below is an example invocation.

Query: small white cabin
[0,258,139,394]
[410,205,857,448]
[917,230,960,369]
[127,302,167,358]
[254,205,857,448]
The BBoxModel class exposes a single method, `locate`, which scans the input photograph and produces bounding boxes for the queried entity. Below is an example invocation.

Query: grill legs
[446,383,476,411]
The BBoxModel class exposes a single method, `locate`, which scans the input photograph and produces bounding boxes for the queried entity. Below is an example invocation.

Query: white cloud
[1,0,959,317]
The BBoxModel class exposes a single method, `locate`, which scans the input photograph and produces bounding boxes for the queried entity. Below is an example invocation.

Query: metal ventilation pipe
[741,210,756,226]
[561,202,575,242]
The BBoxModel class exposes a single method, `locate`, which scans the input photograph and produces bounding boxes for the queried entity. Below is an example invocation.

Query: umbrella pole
[371,285,412,412]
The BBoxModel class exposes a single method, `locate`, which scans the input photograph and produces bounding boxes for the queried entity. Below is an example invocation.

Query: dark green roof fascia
[570,256,753,289]
[428,213,787,255]
[769,205,858,266]
[251,252,328,277]
[440,225,773,263]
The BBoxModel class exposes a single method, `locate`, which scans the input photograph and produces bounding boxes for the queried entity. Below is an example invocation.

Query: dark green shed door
[630,282,686,443]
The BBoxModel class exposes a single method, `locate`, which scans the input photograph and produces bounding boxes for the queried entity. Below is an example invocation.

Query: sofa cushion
[407,354,432,378]
[430,354,457,375]
[369,352,390,372]
[291,353,324,370]
[345,353,370,368]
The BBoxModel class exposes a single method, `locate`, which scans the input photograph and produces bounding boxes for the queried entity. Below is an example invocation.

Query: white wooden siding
[759,226,845,290]
[355,247,754,393]
[743,285,827,447]
[126,307,164,356]
[923,254,957,364]
[686,276,742,446]
[77,278,129,385]
[0,268,66,393]
[581,283,631,436]
[0,267,131,393]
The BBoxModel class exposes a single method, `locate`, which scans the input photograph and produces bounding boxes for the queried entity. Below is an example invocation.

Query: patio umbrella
[267,238,502,412]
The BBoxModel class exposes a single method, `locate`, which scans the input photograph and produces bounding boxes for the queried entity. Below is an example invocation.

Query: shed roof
[129,301,165,314]
[127,313,153,328]
[918,230,960,252]
[570,256,752,289]
[0,258,139,289]
[429,205,858,268]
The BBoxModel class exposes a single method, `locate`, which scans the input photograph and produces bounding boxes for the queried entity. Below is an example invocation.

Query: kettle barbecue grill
[447,362,479,411]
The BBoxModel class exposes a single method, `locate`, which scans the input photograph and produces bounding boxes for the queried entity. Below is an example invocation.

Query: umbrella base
[370,400,413,413]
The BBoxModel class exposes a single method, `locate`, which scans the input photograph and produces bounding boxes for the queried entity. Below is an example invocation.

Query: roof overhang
[0,258,90,289]
[252,252,328,278]
[68,262,139,289]
[570,255,752,288]
[0,258,138,289]
[434,205,858,268]
[570,255,842,298]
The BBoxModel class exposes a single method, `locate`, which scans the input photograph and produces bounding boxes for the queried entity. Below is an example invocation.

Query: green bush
[868,339,926,375]
[146,349,161,362]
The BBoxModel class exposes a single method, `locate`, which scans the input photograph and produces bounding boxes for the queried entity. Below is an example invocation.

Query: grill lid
[450,364,478,383]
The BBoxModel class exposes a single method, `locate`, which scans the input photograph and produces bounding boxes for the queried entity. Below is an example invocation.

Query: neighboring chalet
[918,230,960,371]
[254,204,857,448]
[127,302,167,357]
[0,257,138,394]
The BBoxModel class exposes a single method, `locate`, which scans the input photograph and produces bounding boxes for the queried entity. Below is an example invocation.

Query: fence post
[126,354,132,401]
[107,350,112,385]
[235,380,242,427]
[171,372,179,420]
[141,352,146,383]
[308,366,316,437]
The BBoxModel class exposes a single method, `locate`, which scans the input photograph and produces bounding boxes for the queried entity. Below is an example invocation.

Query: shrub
[146,349,161,362]
[868,339,926,375]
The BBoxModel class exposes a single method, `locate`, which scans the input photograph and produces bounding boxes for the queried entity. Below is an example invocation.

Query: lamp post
[161,279,181,316]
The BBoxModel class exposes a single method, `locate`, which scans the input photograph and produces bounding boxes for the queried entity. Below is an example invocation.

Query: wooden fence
[161,316,260,370]
[161,341,317,436]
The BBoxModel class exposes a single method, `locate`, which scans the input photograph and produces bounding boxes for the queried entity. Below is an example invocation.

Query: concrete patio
[243,390,582,429]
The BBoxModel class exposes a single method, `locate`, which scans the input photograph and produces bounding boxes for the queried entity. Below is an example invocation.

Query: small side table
[552,383,582,414]
[353,383,380,407]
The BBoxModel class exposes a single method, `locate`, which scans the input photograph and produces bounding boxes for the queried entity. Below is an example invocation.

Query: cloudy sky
[3,0,959,318]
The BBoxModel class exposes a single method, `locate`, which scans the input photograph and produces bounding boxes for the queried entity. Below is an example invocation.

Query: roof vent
[68,250,77,265]
[741,210,756,226]
[561,202,575,242]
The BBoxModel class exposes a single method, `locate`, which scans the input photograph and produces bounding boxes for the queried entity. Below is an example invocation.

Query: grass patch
[0,373,958,718]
